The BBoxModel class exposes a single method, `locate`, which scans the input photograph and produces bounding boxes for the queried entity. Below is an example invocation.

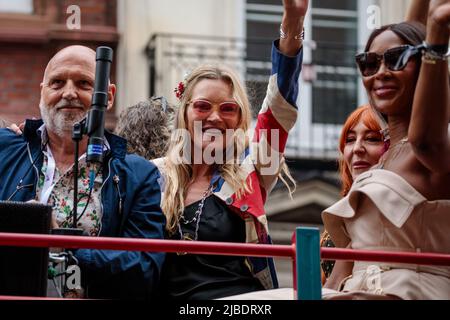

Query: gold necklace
[380,136,408,169]
[392,136,408,147]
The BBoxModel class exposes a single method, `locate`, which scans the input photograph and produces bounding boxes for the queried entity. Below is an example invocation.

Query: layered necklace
[177,184,214,243]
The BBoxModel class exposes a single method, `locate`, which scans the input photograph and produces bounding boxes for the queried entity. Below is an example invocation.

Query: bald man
[0,46,166,299]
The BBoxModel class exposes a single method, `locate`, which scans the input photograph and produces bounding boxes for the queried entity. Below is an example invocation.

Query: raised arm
[409,0,450,173]
[252,0,307,189]
[405,0,430,25]
[279,0,308,56]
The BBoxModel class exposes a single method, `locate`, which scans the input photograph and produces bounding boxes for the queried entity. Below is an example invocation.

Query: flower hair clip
[174,81,186,100]
[174,72,190,100]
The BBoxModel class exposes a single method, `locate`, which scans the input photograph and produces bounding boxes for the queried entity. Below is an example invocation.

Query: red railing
[1,231,449,300]
[1,232,449,266]
[0,232,294,258]
[321,247,450,266]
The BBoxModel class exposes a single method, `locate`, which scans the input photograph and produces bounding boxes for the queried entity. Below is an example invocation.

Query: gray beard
[39,102,86,138]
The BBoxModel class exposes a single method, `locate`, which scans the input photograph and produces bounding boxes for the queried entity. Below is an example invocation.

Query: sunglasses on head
[355,45,421,77]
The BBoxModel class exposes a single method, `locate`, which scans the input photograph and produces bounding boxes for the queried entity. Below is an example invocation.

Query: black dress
[160,195,264,300]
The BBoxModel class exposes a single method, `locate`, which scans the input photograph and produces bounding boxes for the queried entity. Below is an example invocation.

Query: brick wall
[0,44,49,124]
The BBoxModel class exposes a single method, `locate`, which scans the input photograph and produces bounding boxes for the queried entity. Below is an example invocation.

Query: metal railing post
[295,227,321,300]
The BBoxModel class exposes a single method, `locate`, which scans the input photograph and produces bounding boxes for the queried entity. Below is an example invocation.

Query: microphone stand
[71,119,87,231]
[50,118,84,237]
[48,120,85,298]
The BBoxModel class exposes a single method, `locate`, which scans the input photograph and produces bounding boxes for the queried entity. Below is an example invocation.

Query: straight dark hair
[362,22,427,127]
[364,21,426,52]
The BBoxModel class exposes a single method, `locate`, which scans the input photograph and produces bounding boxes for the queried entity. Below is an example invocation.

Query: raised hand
[405,0,430,25]
[283,0,309,19]
[280,0,309,56]
[427,0,450,44]
[430,0,450,26]
[430,0,450,11]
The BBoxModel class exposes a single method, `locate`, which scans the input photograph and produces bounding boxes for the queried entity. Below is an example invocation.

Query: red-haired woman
[321,105,386,283]
[338,105,387,197]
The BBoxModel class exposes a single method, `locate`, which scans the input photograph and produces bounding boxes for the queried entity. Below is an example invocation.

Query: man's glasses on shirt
[355,45,422,77]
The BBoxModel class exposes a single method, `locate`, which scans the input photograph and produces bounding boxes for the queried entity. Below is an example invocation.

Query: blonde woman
[154,0,308,300]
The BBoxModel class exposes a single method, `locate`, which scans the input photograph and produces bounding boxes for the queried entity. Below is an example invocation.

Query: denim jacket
[0,121,166,299]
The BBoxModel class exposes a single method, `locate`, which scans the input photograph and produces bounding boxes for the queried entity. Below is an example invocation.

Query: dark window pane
[313,25,357,46]
[312,79,357,124]
[246,21,277,61]
[313,0,356,10]
[313,41,358,67]
[246,21,278,40]
[247,0,280,5]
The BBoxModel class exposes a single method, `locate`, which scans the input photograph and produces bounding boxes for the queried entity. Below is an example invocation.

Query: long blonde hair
[162,64,296,235]
[163,65,253,234]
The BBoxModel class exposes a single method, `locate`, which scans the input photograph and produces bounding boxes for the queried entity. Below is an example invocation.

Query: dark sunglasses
[355,45,421,77]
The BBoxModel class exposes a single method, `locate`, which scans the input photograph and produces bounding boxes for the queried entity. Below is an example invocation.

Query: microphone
[67,47,112,231]
[86,46,113,168]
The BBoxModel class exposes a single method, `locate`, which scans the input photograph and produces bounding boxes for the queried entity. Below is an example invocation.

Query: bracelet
[422,54,437,65]
[280,24,304,41]
[422,51,447,65]
[422,49,448,64]
[425,42,448,55]
[421,41,449,60]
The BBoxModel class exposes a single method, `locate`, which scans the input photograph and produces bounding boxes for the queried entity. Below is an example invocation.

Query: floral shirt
[35,128,104,236]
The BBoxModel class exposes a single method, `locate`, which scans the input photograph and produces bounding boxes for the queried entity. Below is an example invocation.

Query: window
[246,0,361,159]
[0,0,33,14]
[245,0,281,117]
[311,0,358,125]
